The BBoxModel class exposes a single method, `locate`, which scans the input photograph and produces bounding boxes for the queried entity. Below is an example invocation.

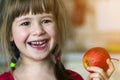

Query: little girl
[0,0,114,80]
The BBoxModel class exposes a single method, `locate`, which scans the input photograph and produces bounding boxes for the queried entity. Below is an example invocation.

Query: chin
[32,54,50,61]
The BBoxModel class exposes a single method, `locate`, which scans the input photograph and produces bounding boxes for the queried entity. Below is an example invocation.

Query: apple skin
[83,47,110,72]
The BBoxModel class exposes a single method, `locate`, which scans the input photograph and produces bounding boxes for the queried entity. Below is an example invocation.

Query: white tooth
[32,42,35,44]
[39,42,41,44]
[30,40,46,45]
[37,42,39,44]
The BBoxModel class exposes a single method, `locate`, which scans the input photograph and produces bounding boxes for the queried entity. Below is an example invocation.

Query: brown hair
[1,0,72,80]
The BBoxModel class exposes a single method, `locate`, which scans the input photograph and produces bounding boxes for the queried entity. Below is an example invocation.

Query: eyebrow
[15,17,31,24]
[40,14,54,19]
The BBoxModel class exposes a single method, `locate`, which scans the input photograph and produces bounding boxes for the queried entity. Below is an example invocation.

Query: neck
[17,56,55,72]
[13,56,56,80]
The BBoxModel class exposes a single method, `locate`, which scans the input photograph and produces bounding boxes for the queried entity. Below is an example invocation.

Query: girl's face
[11,12,57,61]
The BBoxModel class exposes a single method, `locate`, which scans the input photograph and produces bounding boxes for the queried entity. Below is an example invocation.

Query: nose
[32,23,46,36]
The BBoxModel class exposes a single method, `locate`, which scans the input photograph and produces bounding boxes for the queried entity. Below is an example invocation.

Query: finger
[87,66,108,80]
[87,74,92,80]
[89,72,104,80]
[93,78,100,80]
[87,66,105,74]
[106,58,115,77]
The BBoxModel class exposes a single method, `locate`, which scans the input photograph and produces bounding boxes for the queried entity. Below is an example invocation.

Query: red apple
[82,47,110,72]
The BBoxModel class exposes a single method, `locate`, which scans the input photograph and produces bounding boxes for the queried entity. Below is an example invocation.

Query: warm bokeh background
[0,0,120,80]
[62,0,120,79]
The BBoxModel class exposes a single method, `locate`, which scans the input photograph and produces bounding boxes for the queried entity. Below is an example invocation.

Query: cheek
[12,29,28,43]
[45,26,58,46]
[46,26,57,38]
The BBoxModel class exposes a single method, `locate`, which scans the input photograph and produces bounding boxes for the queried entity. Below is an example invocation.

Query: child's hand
[87,59,115,80]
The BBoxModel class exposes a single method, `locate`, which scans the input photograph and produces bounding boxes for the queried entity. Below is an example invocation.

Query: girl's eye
[21,22,30,26]
[41,19,52,24]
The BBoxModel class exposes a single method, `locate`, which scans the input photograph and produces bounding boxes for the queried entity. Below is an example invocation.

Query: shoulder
[67,70,84,80]
[0,71,14,80]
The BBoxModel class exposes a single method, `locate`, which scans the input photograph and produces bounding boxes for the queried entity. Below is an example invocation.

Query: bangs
[8,0,55,18]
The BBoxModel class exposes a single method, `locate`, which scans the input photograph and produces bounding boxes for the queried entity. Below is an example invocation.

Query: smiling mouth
[27,39,49,48]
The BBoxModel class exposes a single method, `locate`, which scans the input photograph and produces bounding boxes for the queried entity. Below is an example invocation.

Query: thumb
[106,58,115,77]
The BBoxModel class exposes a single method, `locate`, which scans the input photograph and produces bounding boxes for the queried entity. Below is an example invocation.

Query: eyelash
[41,19,52,24]
[21,22,30,26]
[20,19,53,26]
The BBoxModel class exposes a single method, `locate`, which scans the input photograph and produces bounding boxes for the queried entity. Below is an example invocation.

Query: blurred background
[0,0,120,80]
